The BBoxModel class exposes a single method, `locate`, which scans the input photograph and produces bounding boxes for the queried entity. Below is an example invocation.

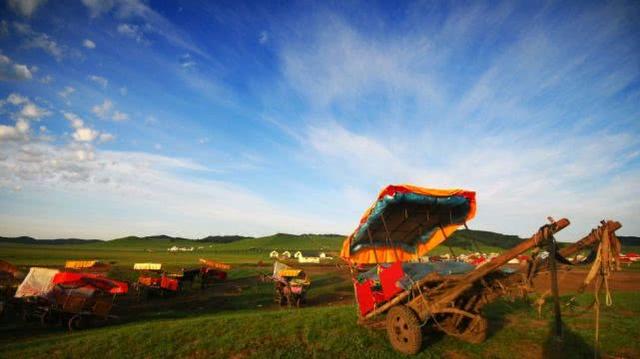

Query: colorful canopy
[340,184,476,264]
[14,267,59,298]
[53,272,128,294]
[0,259,18,274]
[133,263,162,271]
[199,258,231,271]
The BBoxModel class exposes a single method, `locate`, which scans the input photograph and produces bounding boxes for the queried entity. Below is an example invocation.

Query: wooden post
[548,238,563,339]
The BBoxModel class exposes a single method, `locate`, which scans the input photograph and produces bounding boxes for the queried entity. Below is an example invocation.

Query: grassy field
[1,291,638,359]
[1,235,639,358]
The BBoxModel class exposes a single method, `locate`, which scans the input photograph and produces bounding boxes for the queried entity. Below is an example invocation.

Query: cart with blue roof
[341,184,622,355]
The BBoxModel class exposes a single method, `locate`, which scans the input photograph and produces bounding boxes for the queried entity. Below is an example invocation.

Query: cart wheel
[139,287,149,302]
[386,305,423,355]
[459,316,488,344]
[68,314,83,331]
[40,309,51,326]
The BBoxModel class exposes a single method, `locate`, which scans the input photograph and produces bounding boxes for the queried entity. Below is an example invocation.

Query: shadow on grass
[483,297,533,340]
[543,321,596,359]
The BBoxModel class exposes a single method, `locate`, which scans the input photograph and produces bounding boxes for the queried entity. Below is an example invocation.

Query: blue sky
[0,0,638,240]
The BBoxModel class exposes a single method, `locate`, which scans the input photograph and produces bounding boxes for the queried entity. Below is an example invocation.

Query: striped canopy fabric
[340,184,476,264]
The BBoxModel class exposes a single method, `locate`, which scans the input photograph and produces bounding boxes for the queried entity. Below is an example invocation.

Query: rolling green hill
[3,230,636,258]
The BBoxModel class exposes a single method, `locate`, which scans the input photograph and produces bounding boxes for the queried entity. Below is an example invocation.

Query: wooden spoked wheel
[386,305,423,355]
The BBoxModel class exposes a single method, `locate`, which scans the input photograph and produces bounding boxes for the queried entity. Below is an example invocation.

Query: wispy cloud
[88,75,108,88]
[82,39,96,49]
[269,4,640,237]
[13,22,64,60]
[7,0,48,17]
[0,53,32,80]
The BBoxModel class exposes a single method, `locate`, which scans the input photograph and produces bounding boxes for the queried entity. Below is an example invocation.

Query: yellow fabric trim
[199,258,231,271]
[278,269,302,277]
[65,260,97,269]
[133,263,162,271]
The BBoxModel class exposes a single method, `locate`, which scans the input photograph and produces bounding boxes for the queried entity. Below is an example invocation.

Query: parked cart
[133,263,181,300]
[341,184,622,354]
[14,267,128,331]
[198,258,230,289]
[0,260,20,318]
[271,261,310,307]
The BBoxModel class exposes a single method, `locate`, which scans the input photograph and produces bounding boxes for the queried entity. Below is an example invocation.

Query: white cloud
[40,74,52,84]
[0,94,48,142]
[20,103,50,119]
[179,53,196,70]
[72,127,98,142]
[117,23,145,43]
[13,22,63,60]
[64,112,101,143]
[280,17,439,108]
[0,119,29,141]
[83,39,96,49]
[58,86,75,99]
[81,0,114,17]
[91,99,128,122]
[80,0,210,60]
[269,8,640,238]
[0,138,333,238]
[91,99,113,118]
[99,133,114,143]
[63,112,84,129]
[88,75,108,88]
[0,20,8,37]
[7,93,28,105]
[0,54,33,81]
[111,111,129,121]
[7,0,47,17]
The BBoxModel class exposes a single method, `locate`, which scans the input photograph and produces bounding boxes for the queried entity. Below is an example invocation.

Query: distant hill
[213,233,346,251]
[448,229,523,250]
[619,236,640,247]
[3,231,636,252]
[198,235,254,243]
[0,236,101,245]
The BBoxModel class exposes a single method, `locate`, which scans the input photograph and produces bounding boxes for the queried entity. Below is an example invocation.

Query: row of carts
[133,259,230,299]
[0,258,233,331]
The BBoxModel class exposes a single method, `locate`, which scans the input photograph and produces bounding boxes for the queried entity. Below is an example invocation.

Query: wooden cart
[341,185,622,354]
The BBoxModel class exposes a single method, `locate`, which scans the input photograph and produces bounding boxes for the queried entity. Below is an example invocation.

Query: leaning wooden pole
[557,220,621,258]
[361,218,570,322]
[435,218,570,306]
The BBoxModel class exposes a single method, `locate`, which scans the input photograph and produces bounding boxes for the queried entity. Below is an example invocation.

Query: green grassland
[1,232,639,358]
[1,290,638,359]
[0,230,521,270]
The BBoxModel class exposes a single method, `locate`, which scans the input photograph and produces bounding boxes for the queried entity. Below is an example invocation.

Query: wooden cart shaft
[361,218,570,321]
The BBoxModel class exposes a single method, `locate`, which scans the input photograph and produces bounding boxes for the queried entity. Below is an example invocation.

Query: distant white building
[269,250,279,258]
[168,246,194,252]
[281,251,291,258]
[299,256,320,264]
